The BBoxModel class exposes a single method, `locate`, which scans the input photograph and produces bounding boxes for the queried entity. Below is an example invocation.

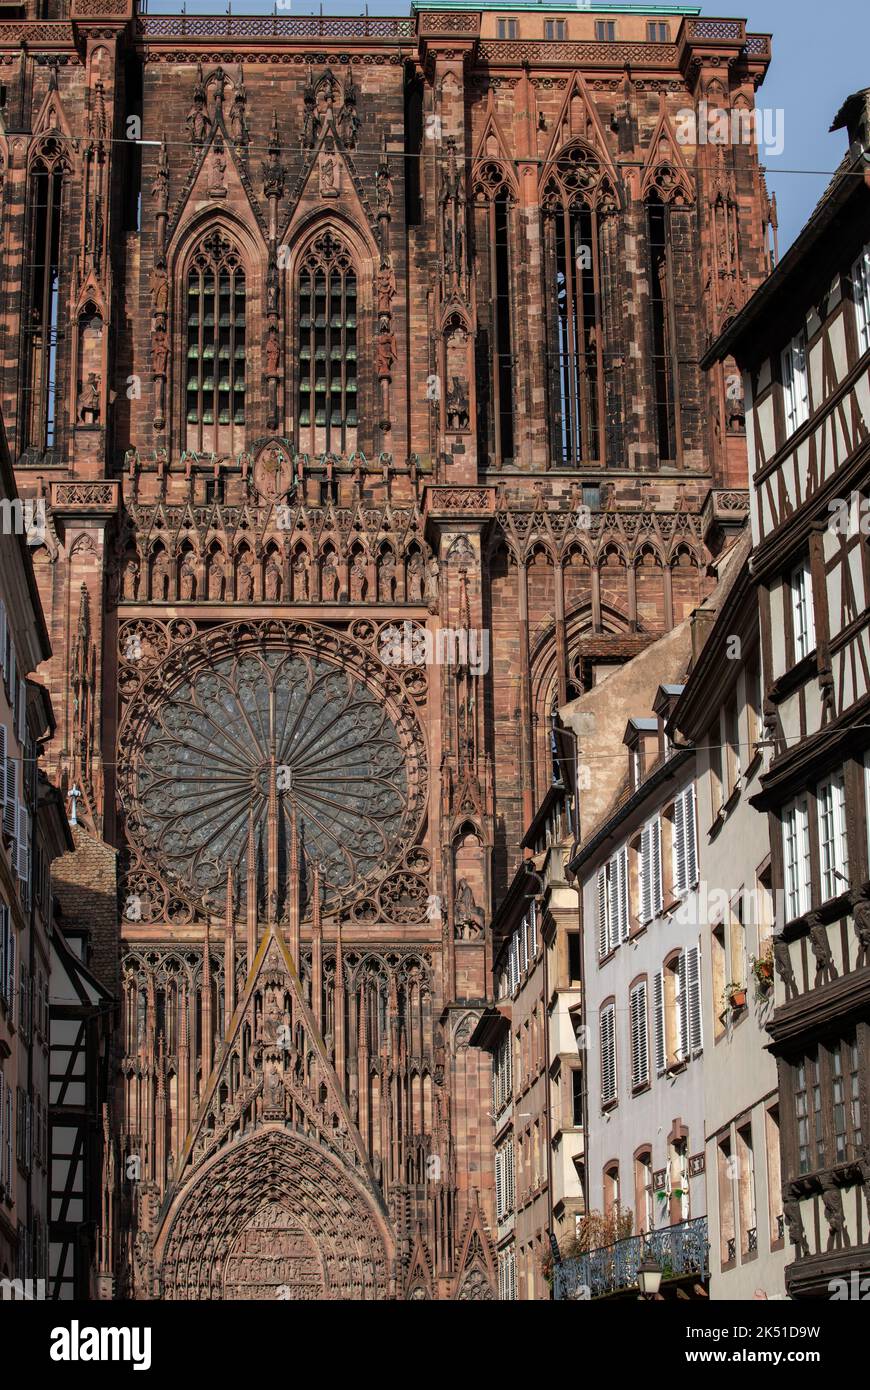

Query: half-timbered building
[706,86,870,1300]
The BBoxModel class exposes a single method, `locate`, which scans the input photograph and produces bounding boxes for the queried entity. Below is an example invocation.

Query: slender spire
[202,917,213,1075]
[288,804,301,962]
[267,689,279,922]
[311,863,323,1030]
[334,915,345,1090]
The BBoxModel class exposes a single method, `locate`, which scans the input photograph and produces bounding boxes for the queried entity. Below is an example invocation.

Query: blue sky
[144,0,869,250]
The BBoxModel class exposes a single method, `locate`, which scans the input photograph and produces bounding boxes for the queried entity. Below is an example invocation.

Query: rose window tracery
[119,622,428,917]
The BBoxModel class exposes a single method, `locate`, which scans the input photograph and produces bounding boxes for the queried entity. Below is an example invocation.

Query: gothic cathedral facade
[1,4,771,1299]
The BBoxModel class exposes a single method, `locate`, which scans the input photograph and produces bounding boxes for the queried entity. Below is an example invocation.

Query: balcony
[553,1217,709,1301]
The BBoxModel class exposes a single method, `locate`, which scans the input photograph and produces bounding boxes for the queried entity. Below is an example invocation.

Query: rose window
[119,625,427,917]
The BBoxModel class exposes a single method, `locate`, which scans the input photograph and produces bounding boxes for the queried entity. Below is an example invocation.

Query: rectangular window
[817,771,848,901]
[736,1121,757,1257]
[781,331,809,436]
[652,971,666,1075]
[853,242,870,356]
[708,717,723,817]
[783,797,811,920]
[497,18,518,40]
[765,1106,783,1246]
[790,558,816,662]
[595,20,616,41]
[794,1049,824,1174]
[629,981,649,1089]
[600,1003,617,1106]
[571,1067,583,1126]
[567,931,581,986]
[544,19,566,40]
[647,21,670,41]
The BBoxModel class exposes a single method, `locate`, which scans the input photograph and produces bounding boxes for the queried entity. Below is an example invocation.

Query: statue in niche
[206,66,227,125]
[265,326,280,377]
[208,552,226,601]
[292,552,310,601]
[208,138,227,197]
[179,553,197,601]
[349,553,367,602]
[376,326,397,380]
[376,147,393,213]
[337,74,360,148]
[266,252,280,315]
[454,879,485,941]
[186,94,208,146]
[301,80,317,149]
[264,553,282,601]
[319,149,339,199]
[150,260,169,318]
[377,256,396,316]
[321,552,339,601]
[123,554,141,601]
[237,556,254,602]
[424,557,439,613]
[378,551,397,602]
[229,91,247,145]
[446,375,469,432]
[407,552,424,603]
[151,324,169,378]
[77,373,101,425]
[151,549,170,601]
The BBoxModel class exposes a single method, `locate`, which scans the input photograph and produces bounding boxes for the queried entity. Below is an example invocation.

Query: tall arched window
[647,194,677,462]
[473,165,515,465]
[542,145,617,467]
[297,230,357,456]
[185,230,246,454]
[25,141,68,455]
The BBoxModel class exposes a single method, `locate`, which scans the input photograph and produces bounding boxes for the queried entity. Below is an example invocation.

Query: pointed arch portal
[157,1128,392,1300]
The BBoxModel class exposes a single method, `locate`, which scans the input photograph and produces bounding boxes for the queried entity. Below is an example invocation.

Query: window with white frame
[629,980,649,1090]
[817,770,849,901]
[495,1140,515,1222]
[853,242,870,356]
[600,1002,617,1106]
[783,796,811,920]
[654,944,701,1072]
[790,558,816,662]
[672,786,698,897]
[639,816,663,924]
[498,1246,517,1301]
[492,1031,513,1117]
[781,330,809,436]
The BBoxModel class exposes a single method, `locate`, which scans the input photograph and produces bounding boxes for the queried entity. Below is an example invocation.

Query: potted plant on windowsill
[750,941,774,1000]
[724,982,747,1012]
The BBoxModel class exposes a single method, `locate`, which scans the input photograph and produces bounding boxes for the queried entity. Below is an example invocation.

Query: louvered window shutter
[0,905,7,1005]
[8,642,15,707]
[684,786,698,889]
[6,927,14,1021]
[600,1004,616,1105]
[686,943,703,1054]
[0,601,6,688]
[630,981,648,1089]
[653,971,666,1074]
[0,724,6,816]
[673,792,686,894]
[651,817,663,916]
[3,759,16,844]
[639,825,651,924]
[597,866,608,957]
[676,952,689,1062]
[16,679,27,749]
[618,847,629,941]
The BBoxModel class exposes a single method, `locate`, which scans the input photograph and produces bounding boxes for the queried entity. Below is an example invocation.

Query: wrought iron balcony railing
[553,1217,709,1300]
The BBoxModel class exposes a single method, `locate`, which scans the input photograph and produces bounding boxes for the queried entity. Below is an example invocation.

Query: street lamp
[637,1257,662,1299]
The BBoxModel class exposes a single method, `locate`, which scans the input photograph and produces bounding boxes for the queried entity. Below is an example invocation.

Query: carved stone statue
[265,327,280,377]
[454,879,485,941]
[229,92,247,145]
[208,552,226,601]
[292,552,310,601]
[151,549,170,601]
[321,552,339,602]
[446,375,469,431]
[77,372,101,425]
[123,554,141,601]
[378,551,397,602]
[264,554,282,601]
[150,261,169,318]
[407,552,424,603]
[179,553,197,601]
[376,327,397,380]
[186,96,208,146]
[350,554,367,602]
[377,257,396,316]
[208,139,227,197]
[151,325,169,378]
[237,557,254,602]
[319,150,339,199]
[425,557,439,613]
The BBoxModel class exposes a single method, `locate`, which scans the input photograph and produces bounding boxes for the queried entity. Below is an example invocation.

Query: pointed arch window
[473,164,515,466]
[647,194,677,462]
[185,229,246,454]
[542,145,617,467]
[297,229,357,456]
[25,141,68,455]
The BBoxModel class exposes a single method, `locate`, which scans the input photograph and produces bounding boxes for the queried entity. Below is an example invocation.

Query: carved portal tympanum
[223,1202,326,1300]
